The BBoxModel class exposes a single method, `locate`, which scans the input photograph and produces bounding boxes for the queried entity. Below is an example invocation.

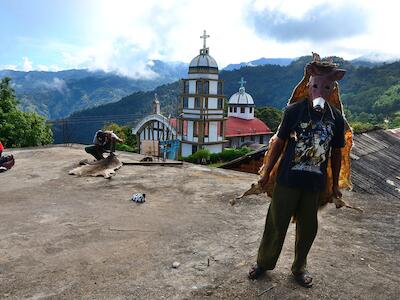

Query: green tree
[255,106,283,132]
[0,77,53,147]
[102,122,137,152]
[373,83,400,114]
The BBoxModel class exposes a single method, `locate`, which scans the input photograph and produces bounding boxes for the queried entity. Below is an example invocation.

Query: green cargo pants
[257,183,319,275]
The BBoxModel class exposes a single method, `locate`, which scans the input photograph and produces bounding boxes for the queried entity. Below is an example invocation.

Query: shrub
[103,122,137,152]
[209,153,220,164]
[350,122,381,133]
[182,147,252,164]
[116,143,135,152]
[218,147,251,162]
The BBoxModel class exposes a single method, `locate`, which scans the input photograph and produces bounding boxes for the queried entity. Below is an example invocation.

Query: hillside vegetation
[0,60,187,119]
[57,56,400,143]
[0,77,52,147]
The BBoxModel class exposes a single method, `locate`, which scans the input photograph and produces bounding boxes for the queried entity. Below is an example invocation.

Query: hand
[332,185,342,199]
[258,173,270,188]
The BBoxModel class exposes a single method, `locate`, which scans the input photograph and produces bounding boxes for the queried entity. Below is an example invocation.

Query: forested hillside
[52,82,180,143]
[53,56,400,143]
[0,60,187,119]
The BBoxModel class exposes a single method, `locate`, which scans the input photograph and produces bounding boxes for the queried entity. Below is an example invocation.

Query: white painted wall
[188,73,218,80]
[227,134,272,148]
[228,105,255,120]
[205,144,223,153]
[209,80,218,94]
[208,97,217,109]
[187,121,193,141]
[182,143,192,157]
[189,80,196,94]
[188,97,194,109]
[209,122,218,141]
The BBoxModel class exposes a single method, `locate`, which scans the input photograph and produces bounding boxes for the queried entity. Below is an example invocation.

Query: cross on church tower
[238,77,247,88]
[200,30,210,50]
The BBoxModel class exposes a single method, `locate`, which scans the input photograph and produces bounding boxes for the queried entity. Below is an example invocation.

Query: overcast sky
[0,0,398,77]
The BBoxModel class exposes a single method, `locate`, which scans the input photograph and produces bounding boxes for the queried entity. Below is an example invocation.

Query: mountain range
[223,57,294,70]
[2,55,392,121]
[0,60,187,119]
[52,56,400,144]
[1,54,399,143]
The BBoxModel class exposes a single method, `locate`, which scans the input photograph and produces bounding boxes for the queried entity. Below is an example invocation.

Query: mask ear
[329,69,346,81]
[306,63,319,76]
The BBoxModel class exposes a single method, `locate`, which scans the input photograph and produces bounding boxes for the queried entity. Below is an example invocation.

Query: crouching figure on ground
[85,130,123,161]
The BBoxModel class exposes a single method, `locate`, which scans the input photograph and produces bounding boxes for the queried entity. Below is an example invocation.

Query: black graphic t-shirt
[276,99,345,192]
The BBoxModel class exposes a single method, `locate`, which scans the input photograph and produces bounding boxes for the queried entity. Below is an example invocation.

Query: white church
[178,30,227,157]
[225,77,272,148]
[133,31,272,159]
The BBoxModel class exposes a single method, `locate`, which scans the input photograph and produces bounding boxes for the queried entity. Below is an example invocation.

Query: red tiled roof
[225,116,272,137]
[170,117,272,137]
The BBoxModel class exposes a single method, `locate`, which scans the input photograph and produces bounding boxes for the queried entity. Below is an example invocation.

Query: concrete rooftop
[0,145,399,299]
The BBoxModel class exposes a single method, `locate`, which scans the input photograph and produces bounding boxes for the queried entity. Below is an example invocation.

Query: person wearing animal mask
[248,58,346,288]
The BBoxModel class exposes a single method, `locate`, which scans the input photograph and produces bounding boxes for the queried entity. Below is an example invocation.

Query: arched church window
[204,81,209,94]
[241,107,245,113]
[218,98,223,109]
[184,80,189,94]
[195,97,200,108]
[196,80,203,94]
[218,81,223,94]
[204,98,208,109]
[249,107,253,113]
[234,106,237,113]
[229,106,233,112]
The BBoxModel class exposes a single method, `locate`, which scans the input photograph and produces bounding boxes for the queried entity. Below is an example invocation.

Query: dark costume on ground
[85,130,118,160]
[0,141,15,172]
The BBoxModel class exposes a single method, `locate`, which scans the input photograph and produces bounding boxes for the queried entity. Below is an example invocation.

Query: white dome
[189,53,218,69]
[189,48,218,74]
[228,87,254,105]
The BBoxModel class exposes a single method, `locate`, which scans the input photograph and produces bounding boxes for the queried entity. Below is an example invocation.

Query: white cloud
[0,58,61,73]
[37,64,49,71]
[1,64,17,70]
[22,57,33,71]
[37,77,68,93]
[4,0,400,74]
[58,0,399,74]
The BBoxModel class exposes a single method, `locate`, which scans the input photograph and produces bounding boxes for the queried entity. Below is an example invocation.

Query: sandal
[293,272,313,288]
[248,264,265,280]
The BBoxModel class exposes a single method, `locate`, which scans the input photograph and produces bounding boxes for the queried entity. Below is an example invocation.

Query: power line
[47,113,145,123]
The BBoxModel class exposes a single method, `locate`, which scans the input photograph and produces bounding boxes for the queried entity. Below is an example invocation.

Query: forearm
[263,137,285,176]
[331,148,342,188]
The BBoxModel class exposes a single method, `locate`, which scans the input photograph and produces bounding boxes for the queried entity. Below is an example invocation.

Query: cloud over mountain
[249,2,368,42]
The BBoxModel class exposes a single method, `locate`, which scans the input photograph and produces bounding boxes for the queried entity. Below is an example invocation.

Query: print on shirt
[291,120,334,174]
